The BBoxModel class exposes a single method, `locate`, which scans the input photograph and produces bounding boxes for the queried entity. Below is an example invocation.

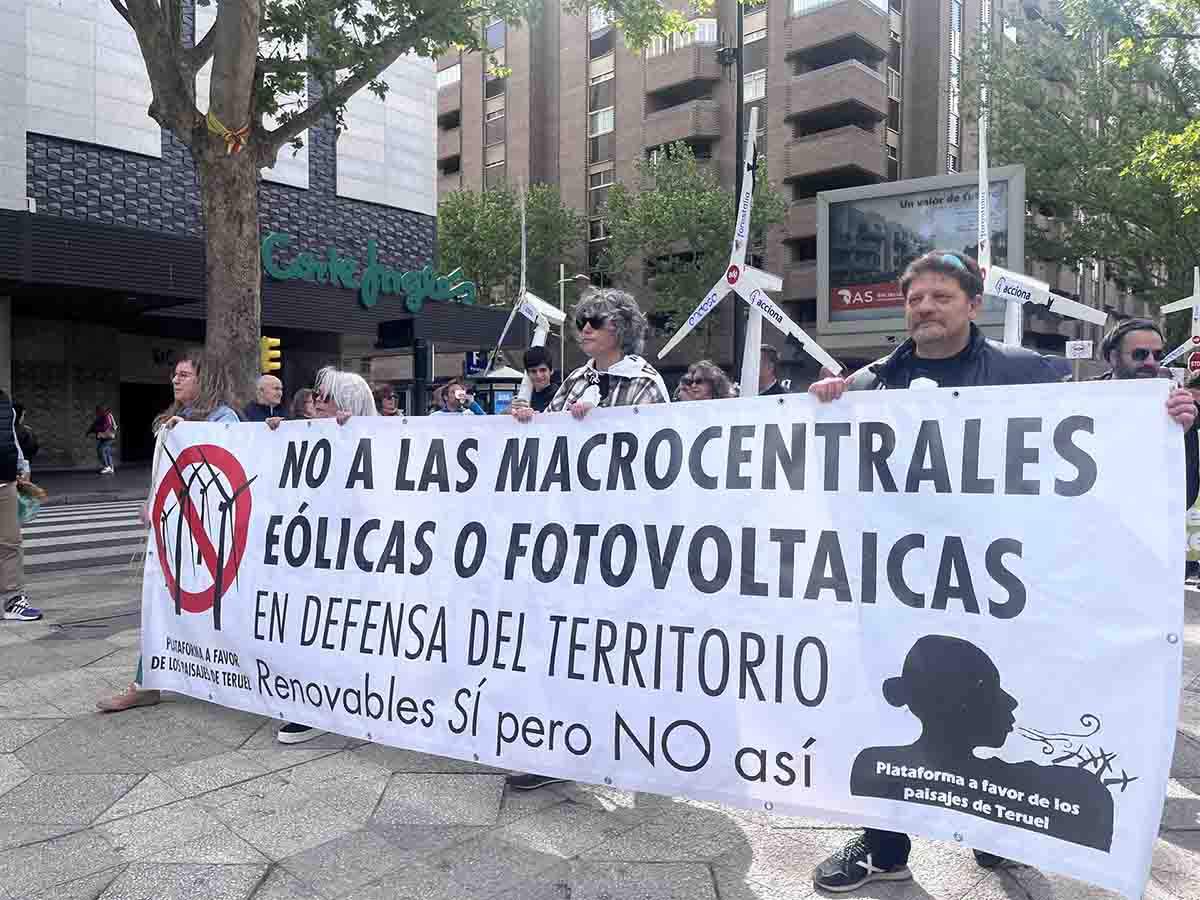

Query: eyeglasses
[172,371,195,381]
[940,253,968,272]
[1131,348,1165,362]
[575,314,609,331]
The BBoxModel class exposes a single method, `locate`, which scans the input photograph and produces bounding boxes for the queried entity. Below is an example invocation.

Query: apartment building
[436,0,1151,376]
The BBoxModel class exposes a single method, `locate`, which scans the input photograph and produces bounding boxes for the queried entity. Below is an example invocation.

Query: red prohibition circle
[151,445,253,614]
[726,265,741,285]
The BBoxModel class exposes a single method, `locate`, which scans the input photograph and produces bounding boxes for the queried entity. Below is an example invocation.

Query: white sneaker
[100,467,114,475]
[2,594,43,621]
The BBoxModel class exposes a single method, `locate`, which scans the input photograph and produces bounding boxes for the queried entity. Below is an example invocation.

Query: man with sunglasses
[806,252,1196,892]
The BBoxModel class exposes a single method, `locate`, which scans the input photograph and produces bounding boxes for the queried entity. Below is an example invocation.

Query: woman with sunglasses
[511,288,669,422]
[675,360,734,401]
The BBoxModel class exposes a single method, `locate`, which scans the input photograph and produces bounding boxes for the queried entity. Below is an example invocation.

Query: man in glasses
[1098,318,1168,380]
[806,251,1196,892]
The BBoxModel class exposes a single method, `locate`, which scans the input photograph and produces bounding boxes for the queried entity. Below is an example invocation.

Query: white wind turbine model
[1158,268,1200,367]
[656,106,843,396]
[488,185,567,403]
[974,17,1108,343]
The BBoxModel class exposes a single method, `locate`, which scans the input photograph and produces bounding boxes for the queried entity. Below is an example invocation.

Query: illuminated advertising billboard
[817,166,1025,336]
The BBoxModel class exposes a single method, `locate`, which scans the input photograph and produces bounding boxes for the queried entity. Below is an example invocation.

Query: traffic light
[260,336,281,374]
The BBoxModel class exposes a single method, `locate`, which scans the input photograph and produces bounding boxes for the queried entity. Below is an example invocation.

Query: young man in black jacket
[522,346,561,413]
[806,251,1196,891]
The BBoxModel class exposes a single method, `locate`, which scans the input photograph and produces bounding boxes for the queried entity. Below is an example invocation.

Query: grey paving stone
[0,822,77,851]
[428,832,573,895]
[241,721,358,752]
[161,698,266,749]
[280,828,409,898]
[568,861,718,900]
[0,773,143,825]
[306,772,389,824]
[154,750,272,799]
[96,862,268,900]
[1153,831,1200,900]
[272,749,392,792]
[580,813,754,863]
[30,866,125,900]
[712,825,846,898]
[354,860,474,900]
[0,827,124,897]
[485,863,575,900]
[196,774,315,827]
[95,799,221,862]
[1163,779,1200,831]
[372,773,505,826]
[142,824,269,865]
[366,824,488,859]
[497,799,641,859]
[228,802,364,861]
[94,775,185,825]
[494,787,567,826]
[1174,733,1200,778]
[235,747,341,776]
[0,718,66,753]
[1181,692,1200,745]
[0,752,32,796]
[245,866,325,900]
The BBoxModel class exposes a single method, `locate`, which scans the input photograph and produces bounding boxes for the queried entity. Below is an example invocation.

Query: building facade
[0,0,521,469]
[436,0,1152,379]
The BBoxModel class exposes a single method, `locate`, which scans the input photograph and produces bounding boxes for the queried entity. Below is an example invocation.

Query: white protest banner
[141,380,1182,898]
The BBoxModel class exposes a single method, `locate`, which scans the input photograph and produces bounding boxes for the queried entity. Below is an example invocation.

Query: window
[646,18,719,58]
[439,155,461,175]
[590,29,615,58]
[791,0,886,14]
[485,20,505,50]
[946,151,959,173]
[888,157,900,181]
[888,99,900,131]
[588,107,614,136]
[788,236,817,264]
[947,113,960,147]
[589,5,614,33]
[589,76,614,111]
[589,133,615,163]
[484,144,505,166]
[889,39,901,72]
[437,64,461,89]
[589,219,608,241]
[1002,15,1018,43]
[484,76,506,99]
[485,109,505,145]
[484,162,506,187]
[888,68,901,99]
[745,26,768,43]
[744,69,766,102]
[589,168,613,212]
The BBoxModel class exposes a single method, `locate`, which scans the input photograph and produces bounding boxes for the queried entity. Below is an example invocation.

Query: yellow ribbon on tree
[205,110,250,155]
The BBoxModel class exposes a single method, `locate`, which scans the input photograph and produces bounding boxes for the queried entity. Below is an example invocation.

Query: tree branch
[262,24,428,155]
[184,22,218,72]
[1132,32,1200,42]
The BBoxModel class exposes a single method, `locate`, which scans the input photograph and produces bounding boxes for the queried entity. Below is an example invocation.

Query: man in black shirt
[759,344,787,395]
[522,346,561,413]
[807,251,1196,892]
[243,375,284,422]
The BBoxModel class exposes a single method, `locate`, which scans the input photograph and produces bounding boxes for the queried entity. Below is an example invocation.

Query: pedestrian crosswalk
[22,499,148,581]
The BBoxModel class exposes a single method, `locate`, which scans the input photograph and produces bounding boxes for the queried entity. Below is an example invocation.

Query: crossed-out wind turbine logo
[151,444,256,631]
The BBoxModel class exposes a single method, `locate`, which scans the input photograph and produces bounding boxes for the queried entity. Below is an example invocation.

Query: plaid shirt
[548,356,670,411]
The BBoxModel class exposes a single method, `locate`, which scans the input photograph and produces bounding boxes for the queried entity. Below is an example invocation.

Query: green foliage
[602,142,787,332]
[436,183,585,305]
[970,13,1200,304]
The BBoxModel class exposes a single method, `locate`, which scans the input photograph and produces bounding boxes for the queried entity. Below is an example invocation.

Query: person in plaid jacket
[511,288,669,424]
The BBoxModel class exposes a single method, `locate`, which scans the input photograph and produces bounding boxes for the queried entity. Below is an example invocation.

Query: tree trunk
[198,149,261,405]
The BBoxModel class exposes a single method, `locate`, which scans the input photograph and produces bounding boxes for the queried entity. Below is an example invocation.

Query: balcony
[787,0,888,58]
[643,100,721,149]
[783,125,886,182]
[438,85,461,118]
[645,44,723,95]
[788,60,887,120]
[785,199,818,237]
[783,264,818,300]
[438,128,460,162]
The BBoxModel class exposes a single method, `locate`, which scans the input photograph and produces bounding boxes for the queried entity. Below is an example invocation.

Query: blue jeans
[97,439,114,470]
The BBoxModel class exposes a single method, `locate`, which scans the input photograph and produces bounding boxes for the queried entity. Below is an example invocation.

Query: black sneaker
[813,833,912,893]
[277,722,325,745]
[506,773,569,791]
[973,849,1008,869]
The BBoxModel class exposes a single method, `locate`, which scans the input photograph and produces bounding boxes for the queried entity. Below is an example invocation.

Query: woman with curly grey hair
[675,360,734,401]
[511,287,669,423]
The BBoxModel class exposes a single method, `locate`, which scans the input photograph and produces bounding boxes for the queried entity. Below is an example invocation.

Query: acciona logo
[994,277,1033,302]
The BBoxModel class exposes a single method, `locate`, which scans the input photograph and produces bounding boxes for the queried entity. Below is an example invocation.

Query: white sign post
[488,187,566,404]
[1157,267,1200,367]
[975,26,1108,344]
[657,107,843,394]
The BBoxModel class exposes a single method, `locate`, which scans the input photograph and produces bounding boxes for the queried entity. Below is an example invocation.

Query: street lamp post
[557,264,591,370]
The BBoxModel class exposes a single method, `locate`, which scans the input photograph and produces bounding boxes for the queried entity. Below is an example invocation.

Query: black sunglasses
[575,314,609,331]
[1131,348,1165,362]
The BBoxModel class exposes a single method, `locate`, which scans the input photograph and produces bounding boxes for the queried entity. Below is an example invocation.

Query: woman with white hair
[511,288,669,422]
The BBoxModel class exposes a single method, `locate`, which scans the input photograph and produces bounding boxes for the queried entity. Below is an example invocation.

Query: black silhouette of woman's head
[882,635,1017,750]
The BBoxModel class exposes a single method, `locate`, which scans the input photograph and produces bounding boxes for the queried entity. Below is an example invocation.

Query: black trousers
[864,828,911,867]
